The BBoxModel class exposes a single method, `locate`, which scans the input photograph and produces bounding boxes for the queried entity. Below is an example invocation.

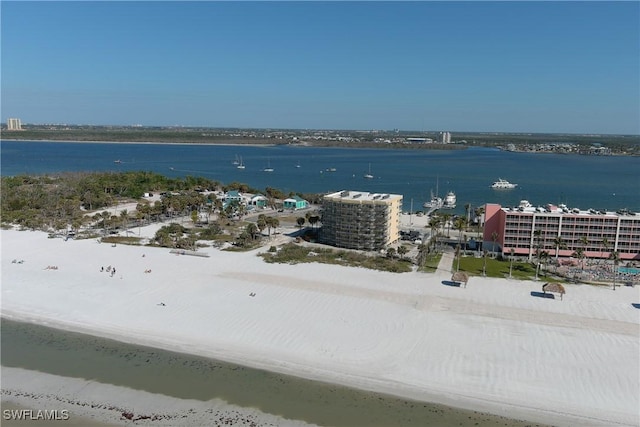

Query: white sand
[2,228,639,427]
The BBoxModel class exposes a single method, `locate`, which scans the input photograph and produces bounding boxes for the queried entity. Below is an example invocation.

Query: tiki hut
[451,271,470,288]
[542,282,566,300]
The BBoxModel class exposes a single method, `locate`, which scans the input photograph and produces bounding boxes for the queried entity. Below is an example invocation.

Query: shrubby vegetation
[260,243,413,273]
[0,171,317,237]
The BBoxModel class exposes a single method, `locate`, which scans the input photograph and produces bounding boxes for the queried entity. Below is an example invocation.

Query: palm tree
[553,235,567,263]
[474,206,485,232]
[397,245,409,260]
[539,250,550,277]
[416,243,429,267]
[572,247,586,273]
[441,213,452,237]
[454,217,467,248]
[533,230,542,280]
[386,247,396,259]
[308,215,319,230]
[237,203,247,221]
[296,217,306,229]
[482,249,488,277]
[579,235,590,266]
[491,231,499,258]
[257,215,267,236]
[509,248,515,279]
[609,250,621,290]
[428,216,441,252]
[464,203,472,227]
[246,222,258,240]
[600,236,610,262]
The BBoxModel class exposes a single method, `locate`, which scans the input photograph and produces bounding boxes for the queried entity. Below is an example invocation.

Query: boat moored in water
[423,194,443,209]
[491,178,517,189]
[442,191,457,209]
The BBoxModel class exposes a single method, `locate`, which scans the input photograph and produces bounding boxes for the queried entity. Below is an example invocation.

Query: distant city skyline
[1,2,638,135]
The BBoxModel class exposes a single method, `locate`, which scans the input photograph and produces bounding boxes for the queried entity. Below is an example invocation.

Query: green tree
[491,231,499,257]
[441,213,452,237]
[553,235,567,263]
[296,217,306,229]
[600,236,610,262]
[397,245,409,260]
[428,216,441,252]
[609,250,621,290]
[257,215,267,236]
[534,229,542,280]
[308,215,320,230]
[509,248,515,279]
[386,247,396,259]
[246,222,258,240]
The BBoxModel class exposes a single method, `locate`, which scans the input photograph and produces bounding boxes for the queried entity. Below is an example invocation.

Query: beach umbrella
[542,282,566,300]
[451,271,469,288]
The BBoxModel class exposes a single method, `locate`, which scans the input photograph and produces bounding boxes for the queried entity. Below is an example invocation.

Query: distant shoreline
[0,138,278,147]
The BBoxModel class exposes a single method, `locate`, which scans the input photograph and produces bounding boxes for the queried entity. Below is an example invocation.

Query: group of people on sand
[100,265,117,277]
[44,265,58,270]
[11,259,24,264]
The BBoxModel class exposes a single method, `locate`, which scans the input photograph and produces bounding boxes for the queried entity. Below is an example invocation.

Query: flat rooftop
[498,201,637,218]
[324,190,402,202]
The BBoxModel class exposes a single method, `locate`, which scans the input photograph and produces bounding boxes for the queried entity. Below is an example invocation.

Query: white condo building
[7,118,23,131]
[441,131,451,143]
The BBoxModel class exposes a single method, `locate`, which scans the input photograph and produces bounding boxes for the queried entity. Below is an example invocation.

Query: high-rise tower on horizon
[7,118,23,131]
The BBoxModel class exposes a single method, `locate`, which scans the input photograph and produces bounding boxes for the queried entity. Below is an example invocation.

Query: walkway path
[435,248,455,276]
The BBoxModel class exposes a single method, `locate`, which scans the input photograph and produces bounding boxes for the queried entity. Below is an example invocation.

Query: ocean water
[1,140,639,212]
[1,319,551,427]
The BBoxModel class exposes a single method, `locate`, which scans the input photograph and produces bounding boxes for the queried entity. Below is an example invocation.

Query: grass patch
[259,243,413,273]
[456,256,552,280]
[100,236,143,245]
[419,253,442,272]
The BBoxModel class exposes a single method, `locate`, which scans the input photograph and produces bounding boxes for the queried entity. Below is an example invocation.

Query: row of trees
[1,171,323,236]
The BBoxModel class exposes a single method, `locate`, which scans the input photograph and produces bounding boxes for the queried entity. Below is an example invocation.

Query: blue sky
[2,1,638,134]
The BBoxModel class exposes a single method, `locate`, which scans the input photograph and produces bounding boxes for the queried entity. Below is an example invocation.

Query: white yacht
[491,178,518,189]
[442,191,457,209]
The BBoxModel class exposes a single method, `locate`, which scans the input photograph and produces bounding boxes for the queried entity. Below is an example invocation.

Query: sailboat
[233,155,240,165]
[263,158,274,172]
[237,156,245,169]
[423,176,443,209]
[364,163,374,179]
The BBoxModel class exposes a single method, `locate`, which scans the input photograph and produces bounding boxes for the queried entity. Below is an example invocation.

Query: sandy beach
[1,227,639,427]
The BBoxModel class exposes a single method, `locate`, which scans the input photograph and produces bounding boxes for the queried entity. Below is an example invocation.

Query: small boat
[237,156,245,169]
[263,158,274,172]
[442,191,457,209]
[423,177,443,209]
[114,159,122,164]
[326,167,337,172]
[423,194,443,209]
[364,163,374,179]
[295,161,301,168]
[491,178,517,189]
[233,155,240,165]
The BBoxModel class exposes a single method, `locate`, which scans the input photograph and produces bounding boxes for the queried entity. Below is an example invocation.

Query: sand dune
[1,228,639,427]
